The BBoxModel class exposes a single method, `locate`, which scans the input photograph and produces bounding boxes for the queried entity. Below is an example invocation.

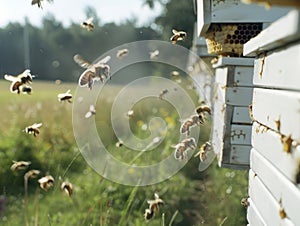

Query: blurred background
[0,0,248,225]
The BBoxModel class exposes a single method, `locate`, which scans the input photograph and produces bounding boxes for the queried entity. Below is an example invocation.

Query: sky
[0,0,163,27]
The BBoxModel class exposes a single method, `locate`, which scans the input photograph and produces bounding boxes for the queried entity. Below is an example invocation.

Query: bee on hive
[57,90,72,103]
[74,54,111,89]
[81,17,94,31]
[24,123,43,137]
[170,29,187,44]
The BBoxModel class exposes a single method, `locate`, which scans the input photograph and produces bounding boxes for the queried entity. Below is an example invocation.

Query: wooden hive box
[211,57,254,169]
[244,9,300,226]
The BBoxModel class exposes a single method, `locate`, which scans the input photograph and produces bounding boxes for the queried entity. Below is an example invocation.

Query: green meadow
[0,81,248,225]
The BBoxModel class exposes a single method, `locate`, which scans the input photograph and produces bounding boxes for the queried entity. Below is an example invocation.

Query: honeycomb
[205,23,263,56]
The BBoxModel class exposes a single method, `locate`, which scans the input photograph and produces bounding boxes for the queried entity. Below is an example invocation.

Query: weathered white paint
[248,169,295,226]
[252,88,300,142]
[251,148,300,224]
[244,10,300,56]
[247,198,267,226]
[253,42,300,90]
[215,66,254,87]
[252,121,300,183]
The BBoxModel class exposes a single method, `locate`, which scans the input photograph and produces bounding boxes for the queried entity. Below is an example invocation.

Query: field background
[0,80,248,226]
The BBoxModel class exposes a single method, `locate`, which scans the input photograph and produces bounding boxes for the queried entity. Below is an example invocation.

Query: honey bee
[190,114,204,126]
[196,102,211,116]
[31,0,53,8]
[144,193,164,220]
[149,50,159,59]
[158,89,168,99]
[170,70,182,83]
[60,181,73,197]
[85,105,96,118]
[126,110,134,118]
[10,161,31,171]
[38,175,54,191]
[116,48,129,59]
[241,197,250,208]
[24,123,42,137]
[170,29,187,44]
[194,142,211,162]
[24,169,40,180]
[180,118,194,136]
[57,89,72,103]
[173,143,188,160]
[115,140,124,147]
[4,69,34,94]
[74,54,111,89]
[81,17,94,31]
[181,137,197,150]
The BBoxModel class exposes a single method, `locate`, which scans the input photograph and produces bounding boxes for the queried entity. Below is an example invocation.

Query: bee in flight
[57,90,72,103]
[116,48,129,59]
[158,89,168,100]
[59,177,73,197]
[38,175,54,191]
[24,123,43,137]
[126,109,134,118]
[144,193,164,220]
[81,17,94,31]
[170,29,187,44]
[10,161,31,171]
[149,50,159,60]
[74,54,111,89]
[24,169,40,180]
[196,102,211,116]
[172,138,196,161]
[115,140,124,147]
[4,69,34,94]
[194,141,211,162]
[85,105,96,118]
[31,0,53,9]
[170,70,182,83]
[195,141,216,171]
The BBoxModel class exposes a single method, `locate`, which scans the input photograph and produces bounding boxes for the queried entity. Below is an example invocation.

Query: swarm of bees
[85,104,96,118]
[38,175,54,191]
[144,193,164,220]
[116,48,129,59]
[170,29,187,44]
[57,89,72,103]
[74,54,111,89]
[81,17,94,31]
[24,123,43,137]
[4,69,34,94]
[10,161,31,172]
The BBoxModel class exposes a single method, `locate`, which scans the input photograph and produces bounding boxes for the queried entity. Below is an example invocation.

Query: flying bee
[31,0,53,9]
[173,143,188,160]
[149,50,159,60]
[24,169,40,180]
[115,140,124,147]
[194,142,211,162]
[24,123,42,137]
[74,54,111,89]
[170,70,182,83]
[180,118,194,136]
[81,17,94,31]
[85,105,96,118]
[60,181,73,197]
[10,161,31,171]
[127,110,134,118]
[116,48,129,59]
[38,175,54,191]
[181,137,197,150]
[144,193,164,220]
[4,69,34,94]
[170,29,187,44]
[241,197,250,208]
[158,89,168,100]
[57,89,72,103]
[196,102,211,116]
[190,114,204,126]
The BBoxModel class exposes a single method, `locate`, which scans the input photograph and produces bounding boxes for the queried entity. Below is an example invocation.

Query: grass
[0,80,248,225]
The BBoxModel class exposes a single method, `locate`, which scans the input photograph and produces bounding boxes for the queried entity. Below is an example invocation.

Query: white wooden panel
[247,198,267,226]
[252,88,300,141]
[232,106,252,124]
[213,57,254,68]
[244,10,300,56]
[253,43,300,91]
[251,148,300,225]
[252,122,300,183]
[230,124,252,145]
[215,66,254,87]
[248,169,295,226]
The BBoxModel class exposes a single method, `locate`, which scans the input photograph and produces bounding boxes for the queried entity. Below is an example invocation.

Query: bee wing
[19,69,31,77]
[154,193,159,200]
[198,149,216,172]
[4,74,18,82]
[89,104,96,112]
[172,29,178,34]
[32,123,43,128]
[73,54,92,69]
[86,17,94,23]
[94,55,111,66]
